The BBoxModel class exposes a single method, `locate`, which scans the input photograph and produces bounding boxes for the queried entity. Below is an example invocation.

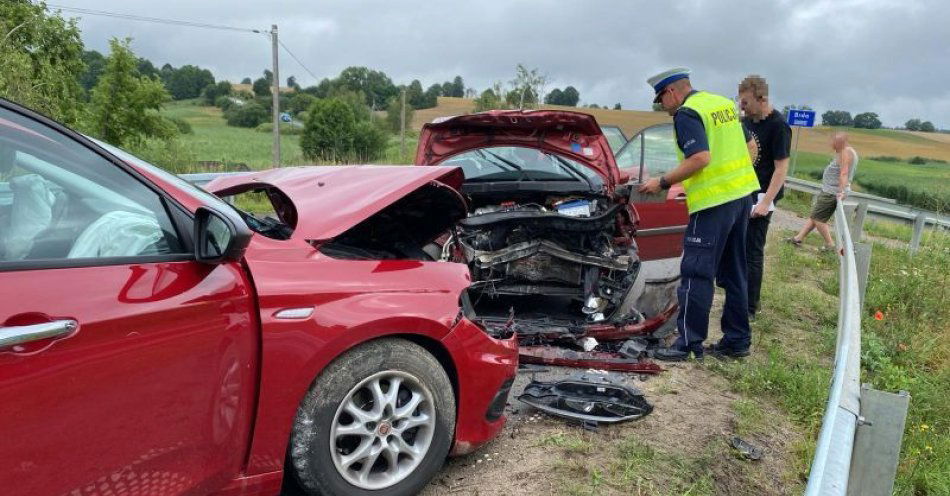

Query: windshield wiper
[481,149,535,182]
[548,153,595,190]
[473,149,517,172]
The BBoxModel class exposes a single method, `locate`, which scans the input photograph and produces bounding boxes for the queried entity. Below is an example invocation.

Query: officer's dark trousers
[746,211,773,316]
[674,195,753,354]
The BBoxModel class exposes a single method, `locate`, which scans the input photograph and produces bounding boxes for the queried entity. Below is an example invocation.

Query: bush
[351,121,389,162]
[202,80,232,105]
[300,98,356,162]
[169,116,193,134]
[215,95,236,111]
[252,77,271,97]
[300,97,388,163]
[905,156,946,165]
[126,137,197,174]
[225,102,268,128]
[869,156,901,162]
[288,92,318,115]
[859,177,950,213]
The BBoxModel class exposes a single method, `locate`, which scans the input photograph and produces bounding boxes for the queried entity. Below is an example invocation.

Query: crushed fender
[518,372,654,424]
[519,346,663,374]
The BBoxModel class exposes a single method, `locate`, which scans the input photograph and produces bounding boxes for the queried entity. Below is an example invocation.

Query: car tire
[288,338,455,496]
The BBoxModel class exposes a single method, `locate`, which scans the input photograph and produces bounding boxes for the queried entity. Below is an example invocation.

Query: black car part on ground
[518,373,653,424]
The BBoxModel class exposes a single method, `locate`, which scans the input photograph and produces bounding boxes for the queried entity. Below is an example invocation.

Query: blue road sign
[787,109,816,127]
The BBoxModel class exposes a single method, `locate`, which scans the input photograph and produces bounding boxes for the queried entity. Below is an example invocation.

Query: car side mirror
[194,206,251,264]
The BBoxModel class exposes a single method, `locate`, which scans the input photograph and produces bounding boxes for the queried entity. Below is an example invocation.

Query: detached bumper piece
[518,346,663,374]
[518,373,653,424]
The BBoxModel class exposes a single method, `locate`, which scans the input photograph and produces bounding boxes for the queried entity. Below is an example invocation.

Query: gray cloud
[55,0,950,128]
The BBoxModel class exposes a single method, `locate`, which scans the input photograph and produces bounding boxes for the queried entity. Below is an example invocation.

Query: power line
[46,3,320,85]
[45,4,265,34]
[278,39,319,83]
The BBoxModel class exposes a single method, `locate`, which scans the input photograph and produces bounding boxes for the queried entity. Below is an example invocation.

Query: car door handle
[674,194,687,202]
[0,320,78,348]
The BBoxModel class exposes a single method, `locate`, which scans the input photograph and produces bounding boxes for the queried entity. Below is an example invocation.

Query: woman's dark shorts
[810,192,837,223]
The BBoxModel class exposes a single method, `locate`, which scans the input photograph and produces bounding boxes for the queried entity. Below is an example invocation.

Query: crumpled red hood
[415,110,618,187]
[206,165,465,242]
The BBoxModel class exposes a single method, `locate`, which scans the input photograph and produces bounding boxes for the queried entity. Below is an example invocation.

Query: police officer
[638,68,759,360]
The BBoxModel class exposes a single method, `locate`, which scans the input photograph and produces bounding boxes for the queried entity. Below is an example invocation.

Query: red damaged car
[0,99,517,496]
[414,111,688,368]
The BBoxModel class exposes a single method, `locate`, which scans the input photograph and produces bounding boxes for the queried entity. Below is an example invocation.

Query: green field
[158,99,417,170]
[160,100,305,169]
[789,151,950,213]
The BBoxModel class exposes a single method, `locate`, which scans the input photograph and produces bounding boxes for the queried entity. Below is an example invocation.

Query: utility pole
[270,24,280,167]
[400,88,407,160]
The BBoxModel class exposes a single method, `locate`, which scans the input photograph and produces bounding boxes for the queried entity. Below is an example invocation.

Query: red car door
[614,123,689,260]
[0,103,257,495]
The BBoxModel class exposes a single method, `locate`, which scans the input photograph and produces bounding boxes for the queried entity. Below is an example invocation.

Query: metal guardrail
[785,176,950,229]
[804,205,863,495]
[804,206,911,496]
[180,171,249,188]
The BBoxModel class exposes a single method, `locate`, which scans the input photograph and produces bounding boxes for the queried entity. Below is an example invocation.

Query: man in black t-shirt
[737,75,791,319]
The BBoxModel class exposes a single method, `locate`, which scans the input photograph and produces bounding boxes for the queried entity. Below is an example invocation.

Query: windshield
[440,146,602,187]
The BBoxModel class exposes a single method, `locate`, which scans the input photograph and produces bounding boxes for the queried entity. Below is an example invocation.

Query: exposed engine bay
[445,189,646,340]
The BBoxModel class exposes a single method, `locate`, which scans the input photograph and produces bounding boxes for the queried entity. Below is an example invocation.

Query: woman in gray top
[788,132,858,250]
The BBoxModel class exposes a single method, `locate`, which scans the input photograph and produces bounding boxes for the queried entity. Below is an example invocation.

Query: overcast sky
[51,0,950,128]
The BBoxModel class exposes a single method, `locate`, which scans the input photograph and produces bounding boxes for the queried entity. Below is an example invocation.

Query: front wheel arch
[286,337,457,496]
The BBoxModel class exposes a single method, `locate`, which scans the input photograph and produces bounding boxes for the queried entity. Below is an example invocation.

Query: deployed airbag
[68,211,164,258]
[2,174,55,261]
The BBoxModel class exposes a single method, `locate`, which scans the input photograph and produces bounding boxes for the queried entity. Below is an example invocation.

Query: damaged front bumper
[440,317,519,456]
[518,346,662,374]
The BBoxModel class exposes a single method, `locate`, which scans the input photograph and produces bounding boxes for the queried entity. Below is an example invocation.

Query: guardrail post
[853,242,871,311]
[846,386,911,496]
[909,213,926,255]
[842,203,857,221]
[851,201,868,243]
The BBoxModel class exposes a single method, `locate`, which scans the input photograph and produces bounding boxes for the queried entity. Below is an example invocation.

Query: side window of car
[0,106,183,266]
[615,123,679,180]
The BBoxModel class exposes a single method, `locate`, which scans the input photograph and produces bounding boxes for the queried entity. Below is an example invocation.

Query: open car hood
[206,165,465,242]
[415,110,618,187]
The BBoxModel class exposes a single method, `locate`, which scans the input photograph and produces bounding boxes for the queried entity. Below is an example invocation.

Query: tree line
[821,109,937,132]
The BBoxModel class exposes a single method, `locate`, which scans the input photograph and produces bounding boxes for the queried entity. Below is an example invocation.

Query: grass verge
[707,226,949,495]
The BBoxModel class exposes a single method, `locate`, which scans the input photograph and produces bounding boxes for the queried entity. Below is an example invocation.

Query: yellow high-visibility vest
[675,91,759,213]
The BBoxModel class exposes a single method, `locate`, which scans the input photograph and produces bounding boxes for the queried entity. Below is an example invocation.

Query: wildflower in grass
[874,311,884,321]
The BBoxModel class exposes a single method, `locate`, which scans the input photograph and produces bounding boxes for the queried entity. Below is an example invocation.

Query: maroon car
[0,99,517,496]
[414,111,688,359]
